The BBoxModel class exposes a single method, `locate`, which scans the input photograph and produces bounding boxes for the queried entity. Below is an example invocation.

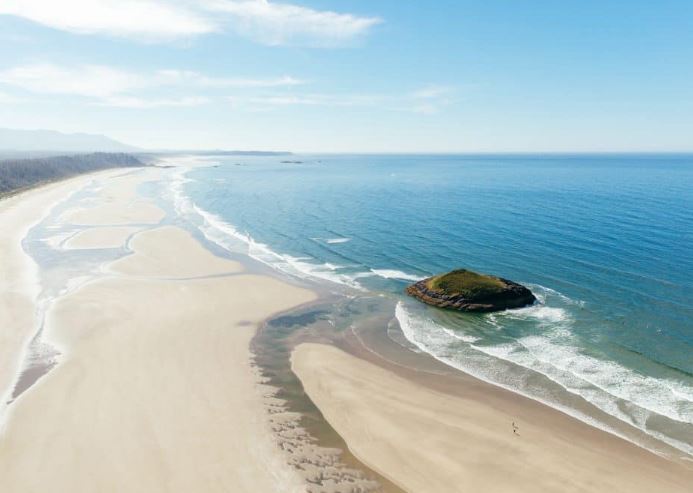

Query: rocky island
[406,269,536,312]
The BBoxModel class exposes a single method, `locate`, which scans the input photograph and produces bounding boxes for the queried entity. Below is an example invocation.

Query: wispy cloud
[0,0,381,46]
[154,70,304,88]
[228,85,457,114]
[0,63,457,114]
[97,96,211,109]
[0,63,302,108]
[205,0,382,46]
[0,64,145,98]
[228,93,381,108]
[410,85,457,114]
[412,85,455,100]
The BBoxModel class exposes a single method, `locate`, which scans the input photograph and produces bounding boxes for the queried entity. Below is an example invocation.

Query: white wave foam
[531,284,586,307]
[395,301,693,457]
[168,167,363,290]
[505,334,693,425]
[170,168,421,291]
[370,269,425,282]
[171,168,359,290]
[189,202,364,291]
[442,327,479,344]
[498,303,570,324]
[477,335,693,455]
[310,237,351,244]
[170,167,195,216]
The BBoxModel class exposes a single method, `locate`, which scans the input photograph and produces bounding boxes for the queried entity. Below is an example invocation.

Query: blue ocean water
[176,154,693,456]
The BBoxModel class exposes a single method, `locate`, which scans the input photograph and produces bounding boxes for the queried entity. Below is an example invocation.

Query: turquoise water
[177,154,693,456]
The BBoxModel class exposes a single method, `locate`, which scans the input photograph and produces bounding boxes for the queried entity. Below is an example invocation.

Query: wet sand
[63,226,142,250]
[0,171,120,406]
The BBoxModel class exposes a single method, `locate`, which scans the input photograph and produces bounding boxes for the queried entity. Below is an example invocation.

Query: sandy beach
[1,166,691,493]
[0,169,315,492]
[293,340,693,492]
[63,226,142,250]
[0,171,120,406]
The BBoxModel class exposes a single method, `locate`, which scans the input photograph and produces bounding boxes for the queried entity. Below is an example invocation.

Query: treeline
[0,153,144,195]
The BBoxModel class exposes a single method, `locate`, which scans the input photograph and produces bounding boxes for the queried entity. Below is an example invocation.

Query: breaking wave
[395,300,693,457]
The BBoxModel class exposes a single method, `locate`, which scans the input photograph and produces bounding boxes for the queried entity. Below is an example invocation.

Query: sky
[1,0,692,152]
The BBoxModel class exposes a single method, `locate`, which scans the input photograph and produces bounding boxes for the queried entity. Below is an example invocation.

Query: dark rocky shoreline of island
[406,269,536,312]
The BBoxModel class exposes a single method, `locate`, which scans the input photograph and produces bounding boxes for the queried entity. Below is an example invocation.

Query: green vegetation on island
[427,269,508,298]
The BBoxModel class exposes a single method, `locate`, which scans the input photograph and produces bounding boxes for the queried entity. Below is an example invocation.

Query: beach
[0,163,691,492]
[0,168,315,492]
[0,170,122,407]
[293,339,693,492]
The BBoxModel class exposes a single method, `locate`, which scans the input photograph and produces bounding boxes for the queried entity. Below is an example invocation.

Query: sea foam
[171,170,365,291]
[395,301,693,457]
[369,269,426,282]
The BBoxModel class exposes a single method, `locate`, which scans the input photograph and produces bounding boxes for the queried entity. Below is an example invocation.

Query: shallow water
[178,153,693,457]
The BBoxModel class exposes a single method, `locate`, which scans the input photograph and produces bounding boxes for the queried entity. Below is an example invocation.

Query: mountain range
[0,128,137,153]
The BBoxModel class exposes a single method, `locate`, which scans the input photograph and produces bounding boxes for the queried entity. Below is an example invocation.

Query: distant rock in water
[406,269,536,313]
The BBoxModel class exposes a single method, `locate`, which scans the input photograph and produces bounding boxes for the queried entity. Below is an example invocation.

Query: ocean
[172,153,693,457]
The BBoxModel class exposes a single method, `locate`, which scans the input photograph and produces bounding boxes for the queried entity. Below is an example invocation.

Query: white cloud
[228,86,457,114]
[0,63,456,116]
[154,70,304,88]
[0,0,215,41]
[0,0,380,45]
[230,93,380,107]
[97,96,211,108]
[412,85,454,100]
[0,64,145,98]
[409,85,457,114]
[0,63,302,108]
[205,0,382,46]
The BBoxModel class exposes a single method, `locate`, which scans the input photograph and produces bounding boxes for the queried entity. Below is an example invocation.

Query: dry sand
[0,170,317,492]
[293,343,693,493]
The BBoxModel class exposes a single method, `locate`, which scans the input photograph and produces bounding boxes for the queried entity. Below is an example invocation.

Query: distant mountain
[0,128,137,153]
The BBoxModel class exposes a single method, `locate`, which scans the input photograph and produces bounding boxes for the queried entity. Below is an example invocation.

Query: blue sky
[1,0,692,152]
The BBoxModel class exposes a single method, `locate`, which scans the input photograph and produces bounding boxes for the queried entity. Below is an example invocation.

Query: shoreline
[292,324,693,492]
[0,169,126,410]
[252,296,407,492]
[0,161,690,492]
[0,167,318,492]
[174,158,693,463]
[172,160,693,488]
[250,290,693,492]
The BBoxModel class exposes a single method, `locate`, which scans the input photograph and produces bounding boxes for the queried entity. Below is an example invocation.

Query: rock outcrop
[406,269,536,313]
